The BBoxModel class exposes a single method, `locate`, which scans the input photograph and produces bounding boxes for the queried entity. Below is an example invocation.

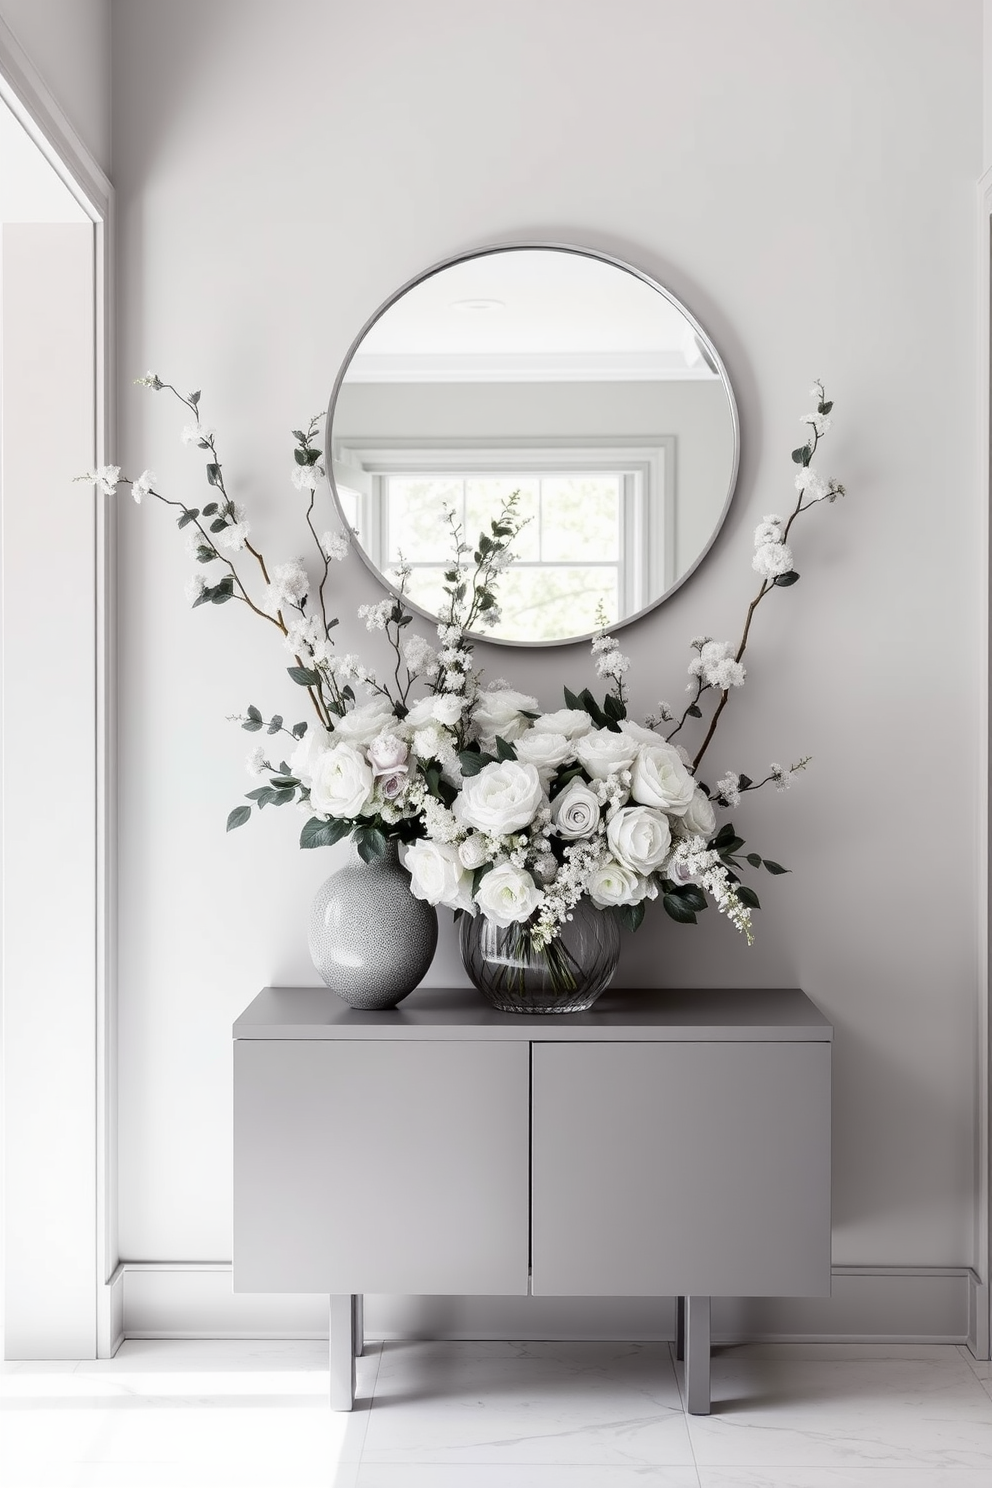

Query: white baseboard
[115,1262,979,1347]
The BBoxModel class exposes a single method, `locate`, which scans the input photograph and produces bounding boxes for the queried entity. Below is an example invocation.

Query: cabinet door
[234,1039,529,1295]
[531,1041,830,1297]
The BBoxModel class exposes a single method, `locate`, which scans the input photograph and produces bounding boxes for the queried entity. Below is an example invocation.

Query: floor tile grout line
[669,1339,705,1487]
[353,1338,385,1468]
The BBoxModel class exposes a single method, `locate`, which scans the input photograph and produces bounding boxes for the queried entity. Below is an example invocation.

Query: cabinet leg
[329,1294,356,1410]
[353,1293,365,1357]
[675,1295,685,1361]
[685,1295,711,1415]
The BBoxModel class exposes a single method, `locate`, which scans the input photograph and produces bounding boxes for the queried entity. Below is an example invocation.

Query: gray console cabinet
[233,985,832,1414]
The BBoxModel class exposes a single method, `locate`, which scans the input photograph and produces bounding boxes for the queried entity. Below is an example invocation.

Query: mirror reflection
[327,246,738,646]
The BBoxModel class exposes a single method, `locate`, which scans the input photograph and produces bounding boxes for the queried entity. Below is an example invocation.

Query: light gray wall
[0,0,111,171]
[334,377,734,578]
[111,0,982,1302]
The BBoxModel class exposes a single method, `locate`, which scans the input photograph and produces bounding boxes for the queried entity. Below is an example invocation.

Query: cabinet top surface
[233,985,832,1041]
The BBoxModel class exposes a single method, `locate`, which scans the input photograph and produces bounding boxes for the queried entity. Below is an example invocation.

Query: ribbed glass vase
[459,897,620,1014]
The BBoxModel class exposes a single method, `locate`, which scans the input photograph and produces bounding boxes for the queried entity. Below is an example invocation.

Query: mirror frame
[325,242,740,648]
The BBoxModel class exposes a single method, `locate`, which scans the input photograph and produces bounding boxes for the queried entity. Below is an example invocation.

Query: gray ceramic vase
[308,839,438,1009]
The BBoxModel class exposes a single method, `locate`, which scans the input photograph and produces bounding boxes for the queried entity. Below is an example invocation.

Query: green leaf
[550,765,584,794]
[245,786,271,800]
[738,774,753,790]
[791,446,807,464]
[242,717,262,733]
[663,892,698,924]
[267,714,284,734]
[471,862,495,894]
[718,835,745,856]
[202,501,219,516]
[687,703,702,718]
[254,788,279,808]
[210,576,234,604]
[291,721,308,740]
[616,901,646,932]
[271,789,295,806]
[494,735,517,761]
[206,463,223,487]
[288,665,319,687]
[746,852,763,868]
[578,687,608,728]
[291,429,307,443]
[209,517,227,534]
[737,885,761,910]
[195,545,215,564]
[774,571,800,587]
[711,821,738,850]
[177,508,199,528]
[355,825,388,863]
[458,749,495,776]
[247,705,262,723]
[819,399,833,414]
[293,448,308,465]
[603,693,627,723]
[189,390,201,406]
[763,859,790,875]
[563,685,583,711]
[679,885,707,912]
[226,805,251,831]
[300,815,350,850]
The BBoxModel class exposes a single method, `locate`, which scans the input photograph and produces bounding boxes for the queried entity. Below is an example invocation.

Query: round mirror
[326,244,739,647]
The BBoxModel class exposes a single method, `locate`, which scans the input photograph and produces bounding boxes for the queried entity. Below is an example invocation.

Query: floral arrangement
[80,377,845,956]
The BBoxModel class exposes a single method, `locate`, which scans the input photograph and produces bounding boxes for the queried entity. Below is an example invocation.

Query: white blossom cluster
[291,462,324,493]
[591,630,630,681]
[667,836,753,942]
[752,514,794,581]
[262,559,309,618]
[688,638,745,692]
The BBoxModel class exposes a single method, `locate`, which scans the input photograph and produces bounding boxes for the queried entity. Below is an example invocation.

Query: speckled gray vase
[308,839,438,1009]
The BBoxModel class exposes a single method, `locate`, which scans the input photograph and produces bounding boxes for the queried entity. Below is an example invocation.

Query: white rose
[431,694,464,727]
[402,696,436,729]
[681,786,717,840]
[531,708,593,740]
[455,760,544,836]
[332,698,397,745]
[587,857,643,908]
[458,834,491,871]
[573,728,637,781]
[606,805,672,874]
[404,839,475,914]
[309,742,374,819]
[631,741,696,816]
[471,688,539,752]
[475,862,543,928]
[367,732,409,777]
[621,721,662,747]
[551,778,602,840]
[513,730,575,778]
[289,725,333,787]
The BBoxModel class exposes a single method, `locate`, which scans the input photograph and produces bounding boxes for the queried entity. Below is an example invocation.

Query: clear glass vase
[459,897,620,1014]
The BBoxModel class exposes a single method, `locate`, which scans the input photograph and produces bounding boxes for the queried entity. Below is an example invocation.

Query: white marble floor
[3,1339,992,1487]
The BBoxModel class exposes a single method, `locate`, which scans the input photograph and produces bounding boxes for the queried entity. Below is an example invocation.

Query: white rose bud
[367,732,409,778]
[458,834,490,871]
[404,840,475,913]
[308,742,374,819]
[606,805,672,874]
[531,708,594,740]
[630,742,696,817]
[474,862,544,928]
[471,688,539,752]
[681,786,717,840]
[551,778,601,840]
[332,698,398,745]
[455,760,544,836]
[573,728,637,781]
[587,857,643,908]
[431,694,464,727]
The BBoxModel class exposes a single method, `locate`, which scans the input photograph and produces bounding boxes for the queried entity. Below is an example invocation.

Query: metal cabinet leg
[329,1294,356,1410]
[675,1295,685,1361]
[353,1293,364,1357]
[685,1295,711,1415]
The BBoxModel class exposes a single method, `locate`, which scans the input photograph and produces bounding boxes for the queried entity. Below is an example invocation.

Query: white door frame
[0,16,116,1357]
[976,167,992,1362]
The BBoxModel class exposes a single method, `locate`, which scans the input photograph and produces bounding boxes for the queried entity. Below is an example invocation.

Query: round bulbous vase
[459,896,621,1014]
[308,839,438,1010]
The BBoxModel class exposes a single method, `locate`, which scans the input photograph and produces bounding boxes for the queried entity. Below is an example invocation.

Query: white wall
[111,0,983,1328]
[0,0,111,172]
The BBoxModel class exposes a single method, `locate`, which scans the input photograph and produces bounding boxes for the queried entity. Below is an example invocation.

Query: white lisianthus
[587,857,643,908]
[431,694,463,728]
[471,688,539,752]
[308,742,374,819]
[404,840,475,914]
[573,728,637,781]
[513,730,574,778]
[331,698,397,746]
[550,779,602,840]
[630,741,696,816]
[455,760,544,836]
[681,786,717,840]
[289,725,334,787]
[531,708,593,740]
[367,733,409,778]
[606,805,672,874]
[458,834,491,871]
[474,862,543,928]
[752,542,794,580]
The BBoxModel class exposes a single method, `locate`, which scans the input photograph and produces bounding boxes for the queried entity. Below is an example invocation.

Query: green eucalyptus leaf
[209,517,227,534]
[687,704,702,718]
[763,859,790,875]
[288,665,319,687]
[206,463,223,487]
[202,501,218,516]
[290,721,308,740]
[300,815,350,850]
[746,852,763,868]
[738,774,753,789]
[210,577,234,604]
[177,509,199,528]
[226,805,251,831]
[267,714,284,734]
[774,571,800,587]
[355,826,388,863]
[494,736,518,761]
[458,749,495,776]
[247,705,262,723]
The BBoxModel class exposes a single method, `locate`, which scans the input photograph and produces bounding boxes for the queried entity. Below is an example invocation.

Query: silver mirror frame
[324,242,740,648]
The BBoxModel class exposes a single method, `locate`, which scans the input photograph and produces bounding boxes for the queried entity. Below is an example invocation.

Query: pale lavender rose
[367,732,409,778]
